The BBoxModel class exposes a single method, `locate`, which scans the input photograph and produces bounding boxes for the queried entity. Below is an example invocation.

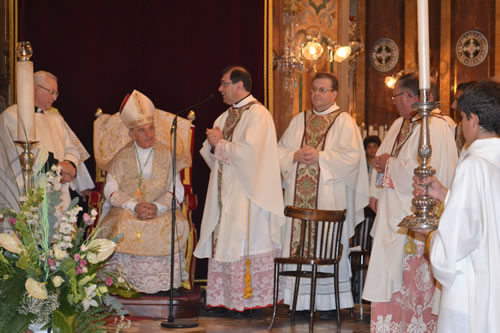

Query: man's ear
[332,90,338,100]
[470,112,480,129]
[128,129,135,141]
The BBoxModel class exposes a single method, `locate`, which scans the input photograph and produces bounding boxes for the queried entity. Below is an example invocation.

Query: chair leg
[268,262,280,330]
[291,264,302,325]
[334,264,341,328]
[309,265,318,333]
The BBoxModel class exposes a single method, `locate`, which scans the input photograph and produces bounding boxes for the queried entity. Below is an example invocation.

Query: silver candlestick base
[399,89,440,230]
[14,140,38,194]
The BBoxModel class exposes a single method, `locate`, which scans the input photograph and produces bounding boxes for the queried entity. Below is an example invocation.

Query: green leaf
[3,312,33,333]
[52,309,75,333]
[52,294,76,333]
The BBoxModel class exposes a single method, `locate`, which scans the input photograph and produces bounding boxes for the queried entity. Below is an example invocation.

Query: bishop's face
[129,122,155,149]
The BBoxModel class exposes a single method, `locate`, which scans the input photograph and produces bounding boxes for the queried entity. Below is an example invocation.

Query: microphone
[173,93,215,116]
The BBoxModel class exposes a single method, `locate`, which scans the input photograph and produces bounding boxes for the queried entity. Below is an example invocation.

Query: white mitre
[119,90,155,129]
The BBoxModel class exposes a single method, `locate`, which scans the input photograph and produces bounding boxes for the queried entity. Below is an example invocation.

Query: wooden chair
[269,206,346,332]
[349,207,375,315]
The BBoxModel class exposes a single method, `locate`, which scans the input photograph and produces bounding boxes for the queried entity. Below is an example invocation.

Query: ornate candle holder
[14,140,38,194]
[399,89,440,230]
[15,41,38,194]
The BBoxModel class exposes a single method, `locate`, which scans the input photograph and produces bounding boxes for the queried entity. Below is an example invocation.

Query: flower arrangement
[0,165,136,332]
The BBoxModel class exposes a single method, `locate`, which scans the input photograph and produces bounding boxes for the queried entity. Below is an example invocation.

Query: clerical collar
[233,94,253,108]
[134,141,154,154]
[35,107,44,113]
[313,103,339,116]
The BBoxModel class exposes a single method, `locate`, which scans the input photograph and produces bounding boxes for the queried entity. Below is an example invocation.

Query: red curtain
[19,0,265,279]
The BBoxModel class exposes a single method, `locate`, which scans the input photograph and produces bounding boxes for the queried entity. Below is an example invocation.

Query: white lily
[0,233,24,254]
[82,284,99,311]
[86,239,116,264]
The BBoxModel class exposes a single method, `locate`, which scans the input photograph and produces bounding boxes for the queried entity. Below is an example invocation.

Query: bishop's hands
[59,160,77,183]
[135,202,158,220]
[206,127,223,146]
[294,145,319,164]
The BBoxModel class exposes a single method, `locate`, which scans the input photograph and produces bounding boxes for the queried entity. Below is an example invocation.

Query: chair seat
[275,257,339,266]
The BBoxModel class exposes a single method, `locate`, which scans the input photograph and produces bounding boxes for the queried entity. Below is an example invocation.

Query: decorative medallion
[456,30,489,67]
[370,38,399,72]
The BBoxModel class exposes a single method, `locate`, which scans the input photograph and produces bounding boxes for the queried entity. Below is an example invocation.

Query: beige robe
[98,141,189,256]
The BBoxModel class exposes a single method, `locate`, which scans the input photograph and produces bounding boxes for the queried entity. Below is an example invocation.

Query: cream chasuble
[98,141,189,256]
[194,95,285,262]
[363,110,457,302]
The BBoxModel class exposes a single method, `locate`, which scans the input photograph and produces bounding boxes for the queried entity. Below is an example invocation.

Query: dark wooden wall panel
[364,0,405,129]
[450,0,495,118]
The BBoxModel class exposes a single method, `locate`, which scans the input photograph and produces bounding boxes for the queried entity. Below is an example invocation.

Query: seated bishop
[97,90,190,293]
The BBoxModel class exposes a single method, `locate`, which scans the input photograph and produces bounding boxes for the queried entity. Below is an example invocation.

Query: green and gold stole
[290,109,342,256]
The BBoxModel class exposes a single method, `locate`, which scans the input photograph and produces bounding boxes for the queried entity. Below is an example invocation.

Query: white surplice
[0,105,91,231]
[363,110,458,302]
[430,138,500,333]
[278,106,370,310]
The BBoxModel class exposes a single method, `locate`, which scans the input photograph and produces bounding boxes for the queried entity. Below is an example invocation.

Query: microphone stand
[161,95,213,329]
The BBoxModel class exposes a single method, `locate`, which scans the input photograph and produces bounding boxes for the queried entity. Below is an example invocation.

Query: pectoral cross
[134,231,143,242]
[135,187,143,201]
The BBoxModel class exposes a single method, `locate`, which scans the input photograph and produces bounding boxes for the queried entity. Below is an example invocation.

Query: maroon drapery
[19,0,265,279]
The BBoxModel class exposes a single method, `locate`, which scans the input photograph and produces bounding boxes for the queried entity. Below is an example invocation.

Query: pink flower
[82,213,94,226]
[105,277,113,287]
[79,259,87,268]
[48,258,56,266]
[74,253,81,261]
[8,217,16,225]
[75,266,83,275]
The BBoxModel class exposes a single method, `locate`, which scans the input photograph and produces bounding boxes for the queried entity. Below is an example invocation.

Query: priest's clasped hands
[294,145,319,164]
[206,127,223,146]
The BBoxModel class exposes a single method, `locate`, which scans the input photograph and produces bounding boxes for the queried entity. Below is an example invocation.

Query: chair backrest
[284,205,346,262]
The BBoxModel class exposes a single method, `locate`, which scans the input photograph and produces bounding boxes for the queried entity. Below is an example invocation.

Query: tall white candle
[417,0,430,90]
[16,61,35,141]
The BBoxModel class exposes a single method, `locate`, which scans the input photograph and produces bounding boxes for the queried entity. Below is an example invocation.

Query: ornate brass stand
[399,89,439,230]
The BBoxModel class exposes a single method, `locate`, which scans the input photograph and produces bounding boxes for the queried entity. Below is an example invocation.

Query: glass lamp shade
[333,45,351,62]
[385,75,397,89]
[302,41,324,61]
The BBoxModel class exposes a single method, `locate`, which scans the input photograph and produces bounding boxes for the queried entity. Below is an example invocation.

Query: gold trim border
[264,0,273,115]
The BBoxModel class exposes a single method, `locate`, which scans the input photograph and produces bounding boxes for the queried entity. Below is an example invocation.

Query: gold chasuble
[291,109,342,255]
[213,100,260,254]
[99,142,189,256]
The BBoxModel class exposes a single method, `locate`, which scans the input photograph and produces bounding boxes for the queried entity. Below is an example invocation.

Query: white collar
[313,103,340,116]
[233,94,256,108]
[134,142,154,154]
